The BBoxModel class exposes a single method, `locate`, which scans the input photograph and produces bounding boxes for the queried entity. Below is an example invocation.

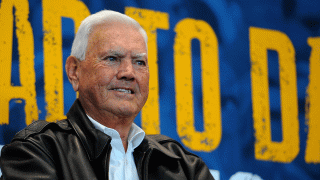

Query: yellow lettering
[43,0,90,122]
[174,18,221,152]
[250,27,299,163]
[125,7,169,134]
[0,0,38,125]
[305,37,320,164]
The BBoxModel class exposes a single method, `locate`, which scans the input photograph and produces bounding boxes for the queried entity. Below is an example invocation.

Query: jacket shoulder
[12,119,71,142]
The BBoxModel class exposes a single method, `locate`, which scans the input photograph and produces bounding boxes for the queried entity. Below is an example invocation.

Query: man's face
[77,22,149,118]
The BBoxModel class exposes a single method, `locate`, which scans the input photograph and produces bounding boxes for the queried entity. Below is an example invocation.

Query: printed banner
[0,0,319,179]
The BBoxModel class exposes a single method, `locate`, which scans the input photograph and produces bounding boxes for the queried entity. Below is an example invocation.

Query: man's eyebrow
[106,50,125,56]
[132,53,147,58]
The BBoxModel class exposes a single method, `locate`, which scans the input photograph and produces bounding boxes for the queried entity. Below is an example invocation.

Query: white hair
[71,10,148,61]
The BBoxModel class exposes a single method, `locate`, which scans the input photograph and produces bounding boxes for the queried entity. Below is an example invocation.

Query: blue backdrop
[0,0,319,179]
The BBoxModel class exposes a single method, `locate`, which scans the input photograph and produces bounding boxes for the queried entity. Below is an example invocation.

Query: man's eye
[103,56,117,61]
[136,60,146,66]
[106,56,116,61]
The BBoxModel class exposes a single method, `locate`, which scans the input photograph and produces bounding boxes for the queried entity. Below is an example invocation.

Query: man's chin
[111,104,140,118]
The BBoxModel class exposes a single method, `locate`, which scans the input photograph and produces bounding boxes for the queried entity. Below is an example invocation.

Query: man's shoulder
[12,119,72,142]
[144,134,214,179]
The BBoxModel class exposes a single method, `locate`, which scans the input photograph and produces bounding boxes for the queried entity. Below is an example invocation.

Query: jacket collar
[145,136,180,159]
[66,99,111,161]
[135,136,180,160]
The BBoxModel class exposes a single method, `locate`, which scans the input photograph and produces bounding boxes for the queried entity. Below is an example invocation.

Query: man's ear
[65,56,80,92]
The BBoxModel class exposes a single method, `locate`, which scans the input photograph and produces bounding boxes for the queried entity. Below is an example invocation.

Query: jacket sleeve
[0,140,58,180]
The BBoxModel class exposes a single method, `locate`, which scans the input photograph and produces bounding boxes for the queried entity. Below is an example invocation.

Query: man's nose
[116,59,135,81]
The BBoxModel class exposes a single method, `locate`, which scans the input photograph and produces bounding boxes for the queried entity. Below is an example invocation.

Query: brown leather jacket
[0,99,214,180]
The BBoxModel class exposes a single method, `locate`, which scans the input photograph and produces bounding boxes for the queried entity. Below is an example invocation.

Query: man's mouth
[113,88,133,94]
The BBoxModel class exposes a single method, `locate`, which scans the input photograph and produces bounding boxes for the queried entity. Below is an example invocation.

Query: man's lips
[111,88,134,94]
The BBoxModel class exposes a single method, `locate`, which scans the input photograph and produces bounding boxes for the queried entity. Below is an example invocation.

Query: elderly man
[0,10,214,180]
